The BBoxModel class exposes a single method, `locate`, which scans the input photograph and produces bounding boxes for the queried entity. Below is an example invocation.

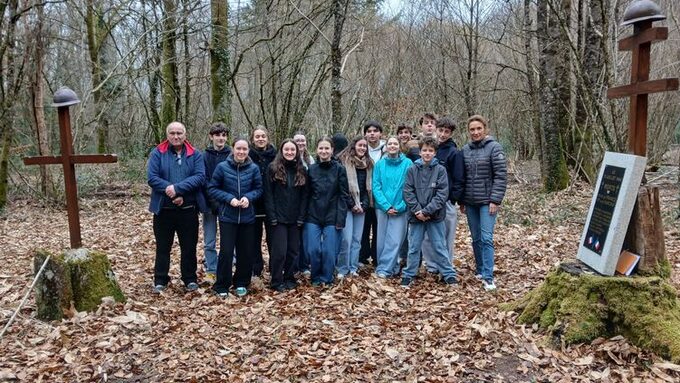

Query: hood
[385,152,407,165]
[205,145,231,155]
[414,157,440,168]
[469,136,496,149]
[157,139,196,156]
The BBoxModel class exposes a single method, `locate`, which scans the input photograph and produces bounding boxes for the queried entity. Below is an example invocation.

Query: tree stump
[505,261,680,362]
[624,185,669,277]
[34,250,73,321]
[33,248,125,320]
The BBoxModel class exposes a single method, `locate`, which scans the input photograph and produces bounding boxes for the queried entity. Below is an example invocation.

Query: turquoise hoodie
[372,153,413,213]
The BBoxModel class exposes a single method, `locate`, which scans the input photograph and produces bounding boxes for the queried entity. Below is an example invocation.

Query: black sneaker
[400,277,413,288]
[284,280,298,290]
[270,284,286,293]
[185,282,199,292]
[444,276,458,285]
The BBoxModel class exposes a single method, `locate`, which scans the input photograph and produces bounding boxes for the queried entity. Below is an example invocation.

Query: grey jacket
[462,136,507,206]
[403,158,449,223]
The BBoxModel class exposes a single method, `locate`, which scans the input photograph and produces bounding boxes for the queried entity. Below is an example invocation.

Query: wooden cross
[606,0,679,156]
[23,87,117,248]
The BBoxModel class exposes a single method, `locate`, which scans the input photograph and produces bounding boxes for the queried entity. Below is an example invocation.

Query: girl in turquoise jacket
[373,136,413,277]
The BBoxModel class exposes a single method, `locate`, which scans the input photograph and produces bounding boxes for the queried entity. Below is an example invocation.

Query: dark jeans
[153,207,198,286]
[214,222,255,293]
[359,207,378,265]
[297,229,309,272]
[268,223,300,288]
[252,217,271,276]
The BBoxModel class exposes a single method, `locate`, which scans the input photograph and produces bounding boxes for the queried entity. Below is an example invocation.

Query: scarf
[344,155,373,208]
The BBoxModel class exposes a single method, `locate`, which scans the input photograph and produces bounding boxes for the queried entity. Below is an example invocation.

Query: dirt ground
[0,161,678,382]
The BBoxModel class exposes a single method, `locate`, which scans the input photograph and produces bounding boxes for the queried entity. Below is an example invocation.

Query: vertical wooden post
[57,105,82,248]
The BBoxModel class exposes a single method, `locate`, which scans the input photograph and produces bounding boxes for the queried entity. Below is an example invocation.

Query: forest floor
[0,161,679,382]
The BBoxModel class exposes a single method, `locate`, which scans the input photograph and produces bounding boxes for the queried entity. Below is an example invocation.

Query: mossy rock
[504,261,680,362]
[34,250,73,321]
[65,248,126,312]
[34,248,126,320]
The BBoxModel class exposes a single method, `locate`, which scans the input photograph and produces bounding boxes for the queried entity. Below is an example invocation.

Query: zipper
[237,163,241,224]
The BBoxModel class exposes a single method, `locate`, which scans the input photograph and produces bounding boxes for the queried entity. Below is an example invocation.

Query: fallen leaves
[0,170,678,381]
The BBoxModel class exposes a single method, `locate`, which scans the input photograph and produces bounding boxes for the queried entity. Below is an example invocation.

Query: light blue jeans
[304,223,340,284]
[375,210,408,276]
[422,201,458,271]
[402,220,457,280]
[465,204,497,282]
[337,211,365,275]
[202,210,218,273]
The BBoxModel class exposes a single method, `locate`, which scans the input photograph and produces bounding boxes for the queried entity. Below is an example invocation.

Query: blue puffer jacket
[436,139,465,204]
[147,140,207,214]
[462,136,507,206]
[372,153,413,213]
[208,155,263,224]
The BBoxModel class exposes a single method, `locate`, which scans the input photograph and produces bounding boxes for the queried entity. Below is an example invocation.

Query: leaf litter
[0,169,678,382]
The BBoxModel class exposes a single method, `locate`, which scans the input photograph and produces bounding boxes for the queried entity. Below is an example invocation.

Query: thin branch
[340,26,363,75]
[288,0,331,45]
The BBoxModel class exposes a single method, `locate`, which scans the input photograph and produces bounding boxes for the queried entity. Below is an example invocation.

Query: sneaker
[185,282,199,292]
[349,271,359,277]
[336,273,346,280]
[152,284,167,294]
[400,277,413,288]
[426,269,439,275]
[376,272,388,279]
[483,280,497,291]
[311,281,323,287]
[475,274,483,280]
[302,269,311,277]
[204,272,216,285]
[284,280,298,290]
[444,276,458,285]
[215,291,229,299]
[235,287,248,297]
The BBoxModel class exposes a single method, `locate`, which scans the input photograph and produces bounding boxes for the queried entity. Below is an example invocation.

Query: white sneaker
[475,274,483,280]
[349,271,359,277]
[482,280,497,292]
[336,273,346,280]
[375,272,388,279]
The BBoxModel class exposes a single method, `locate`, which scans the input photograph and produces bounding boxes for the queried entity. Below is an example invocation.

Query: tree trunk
[506,261,680,363]
[624,186,669,277]
[34,250,73,321]
[30,3,53,197]
[538,0,570,191]
[161,0,179,129]
[330,0,348,132]
[181,0,191,125]
[210,0,231,125]
[524,0,543,165]
[86,0,110,154]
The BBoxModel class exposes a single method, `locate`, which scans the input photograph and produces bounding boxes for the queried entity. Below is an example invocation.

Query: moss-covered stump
[65,248,126,312]
[34,250,73,321]
[33,248,125,320]
[505,261,680,362]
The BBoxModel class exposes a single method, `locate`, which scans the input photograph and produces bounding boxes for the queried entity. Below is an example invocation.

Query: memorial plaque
[577,152,646,275]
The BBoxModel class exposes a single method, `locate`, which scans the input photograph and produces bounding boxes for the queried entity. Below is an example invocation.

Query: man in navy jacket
[147,121,206,294]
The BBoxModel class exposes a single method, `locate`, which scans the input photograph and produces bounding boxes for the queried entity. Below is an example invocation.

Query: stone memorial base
[505,261,680,362]
[34,248,125,321]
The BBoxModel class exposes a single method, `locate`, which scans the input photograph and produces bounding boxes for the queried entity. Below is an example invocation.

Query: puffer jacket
[436,139,465,204]
[462,136,507,206]
[249,144,277,217]
[208,155,263,224]
[403,158,449,223]
[372,153,413,213]
[263,160,308,225]
[203,145,232,212]
[306,159,351,228]
[147,140,207,214]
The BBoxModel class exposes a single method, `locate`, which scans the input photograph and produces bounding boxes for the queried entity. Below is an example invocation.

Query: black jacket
[263,161,308,226]
[249,144,277,216]
[436,139,465,204]
[462,136,507,206]
[355,168,370,210]
[306,159,351,227]
[203,145,232,211]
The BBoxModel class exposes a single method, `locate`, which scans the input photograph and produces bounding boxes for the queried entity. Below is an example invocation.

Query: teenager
[293,131,315,169]
[373,136,412,278]
[304,137,350,286]
[147,122,206,293]
[360,120,384,267]
[421,117,465,270]
[401,137,457,288]
[336,136,373,278]
[249,125,276,277]
[201,122,231,284]
[264,139,308,292]
[209,138,263,298]
[461,115,507,292]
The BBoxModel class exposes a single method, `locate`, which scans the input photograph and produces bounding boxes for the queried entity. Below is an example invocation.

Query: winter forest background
[0,0,679,207]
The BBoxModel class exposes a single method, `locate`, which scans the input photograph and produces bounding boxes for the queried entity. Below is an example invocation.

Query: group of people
[147,113,507,298]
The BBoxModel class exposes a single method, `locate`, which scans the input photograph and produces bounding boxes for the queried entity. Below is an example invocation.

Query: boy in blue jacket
[401,137,457,288]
